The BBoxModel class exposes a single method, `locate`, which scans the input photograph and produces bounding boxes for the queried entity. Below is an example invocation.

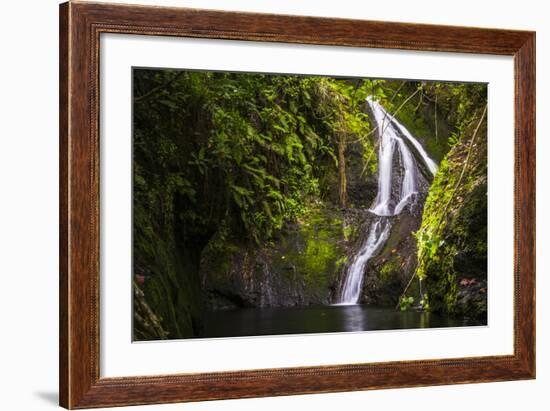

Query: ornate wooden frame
[59,1,535,408]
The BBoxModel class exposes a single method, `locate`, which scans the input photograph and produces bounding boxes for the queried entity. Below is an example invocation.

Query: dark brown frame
[59,1,536,409]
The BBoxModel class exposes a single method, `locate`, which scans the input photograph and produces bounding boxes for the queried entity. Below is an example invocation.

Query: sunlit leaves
[133,69,379,244]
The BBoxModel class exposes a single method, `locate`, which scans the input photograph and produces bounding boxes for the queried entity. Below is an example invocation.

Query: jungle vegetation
[132,68,487,341]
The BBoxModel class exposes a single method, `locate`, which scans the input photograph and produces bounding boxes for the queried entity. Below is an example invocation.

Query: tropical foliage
[132,69,488,340]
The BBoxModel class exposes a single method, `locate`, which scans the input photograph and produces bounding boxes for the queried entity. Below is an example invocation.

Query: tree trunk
[338,136,347,208]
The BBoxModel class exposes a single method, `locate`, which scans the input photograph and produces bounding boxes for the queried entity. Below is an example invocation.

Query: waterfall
[337,97,437,305]
[339,218,391,304]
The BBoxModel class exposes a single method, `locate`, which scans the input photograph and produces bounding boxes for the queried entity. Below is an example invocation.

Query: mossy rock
[133,203,204,340]
[201,204,353,309]
[363,212,421,306]
[415,110,487,318]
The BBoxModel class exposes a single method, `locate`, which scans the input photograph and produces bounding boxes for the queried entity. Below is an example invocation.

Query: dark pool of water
[196,305,485,339]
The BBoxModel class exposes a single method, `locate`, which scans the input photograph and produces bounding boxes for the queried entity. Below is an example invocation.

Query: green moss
[335,256,348,270]
[290,206,344,291]
[200,203,348,306]
[133,194,207,340]
[414,110,487,317]
[379,259,398,284]
[300,235,337,286]
[343,224,353,241]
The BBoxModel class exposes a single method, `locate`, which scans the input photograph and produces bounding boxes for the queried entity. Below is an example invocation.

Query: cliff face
[363,210,423,307]
[133,203,206,340]
[414,109,487,320]
[201,205,361,309]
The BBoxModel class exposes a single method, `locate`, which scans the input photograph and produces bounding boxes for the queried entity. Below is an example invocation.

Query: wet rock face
[203,249,307,310]
[200,205,424,311]
[455,278,487,322]
[345,140,378,208]
[362,210,422,306]
[201,206,359,310]
[318,139,378,209]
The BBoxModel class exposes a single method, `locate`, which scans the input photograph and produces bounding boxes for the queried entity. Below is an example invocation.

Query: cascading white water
[369,110,396,216]
[393,119,438,175]
[339,219,391,304]
[337,97,437,305]
[394,134,418,215]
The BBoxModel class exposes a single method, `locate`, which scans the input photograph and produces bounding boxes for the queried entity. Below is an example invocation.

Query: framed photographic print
[59,1,535,408]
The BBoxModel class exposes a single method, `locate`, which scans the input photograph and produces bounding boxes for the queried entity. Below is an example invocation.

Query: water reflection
[198,305,484,339]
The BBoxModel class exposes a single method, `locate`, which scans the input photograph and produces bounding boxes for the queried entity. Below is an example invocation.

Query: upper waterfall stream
[337,97,438,305]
